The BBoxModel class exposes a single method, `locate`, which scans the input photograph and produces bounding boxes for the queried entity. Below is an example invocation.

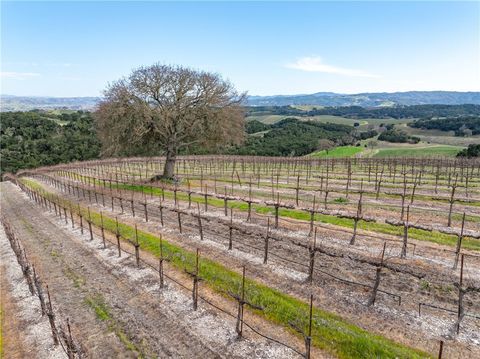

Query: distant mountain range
[0,95,99,112]
[2,91,480,111]
[247,91,480,107]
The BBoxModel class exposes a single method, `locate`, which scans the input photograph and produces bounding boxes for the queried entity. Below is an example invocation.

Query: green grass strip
[21,177,431,359]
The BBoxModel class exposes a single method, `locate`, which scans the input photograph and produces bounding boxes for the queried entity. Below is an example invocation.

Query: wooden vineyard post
[185,249,200,311]
[78,204,84,235]
[87,207,93,241]
[264,218,270,264]
[120,197,124,214]
[350,182,363,245]
[204,185,209,212]
[134,224,140,267]
[46,285,59,346]
[116,217,121,257]
[111,187,114,212]
[295,175,300,206]
[274,193,280,228]
[305,294,313,359]
[143,201,148,222]
[159,234,165,289]
[307,228,317,283]
[100,211,106,249]
[247,181,253,222]
[228,208,233,250]
[66,318,75,359]
[176,208,183,233]
[375,170,384,200]
[309,195,316,236]
[455,254,465,335]
[453,213,465,269]
[188,180,192,209]
[224,187,228,216]
[346,161,352,199]
[196,203,204,241]
[323,173,329,210]
[400,172,407,221]
[130,194,135,217]
[401,205,410,259]
[235,266,246,337]
[367,242,386,307]
[159,197,164,227]
[438,340,444,359]
[447,175,458,227]
[435,165,440,194]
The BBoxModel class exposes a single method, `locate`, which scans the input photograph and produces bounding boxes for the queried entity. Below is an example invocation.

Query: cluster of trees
[409,116,480,136]
[247,104,480,120]
[378,129,420,144]
[245,120,270,134]
[356,129,378,140]
[1,111,100,176]
[457,144,480,158]
[230,118,354,156]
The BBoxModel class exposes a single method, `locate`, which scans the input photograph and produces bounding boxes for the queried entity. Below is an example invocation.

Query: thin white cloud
[286,56,378,78]
[1,71,41,80]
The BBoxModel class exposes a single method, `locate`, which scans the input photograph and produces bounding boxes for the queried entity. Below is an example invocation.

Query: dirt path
[1,182,300,358]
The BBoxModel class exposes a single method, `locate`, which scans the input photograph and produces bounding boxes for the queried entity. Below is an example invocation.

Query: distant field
[246,114,287,124]
[400,123,480,146]
[246,114,407,126]
[308,145,364,158]
[372,145,463,158]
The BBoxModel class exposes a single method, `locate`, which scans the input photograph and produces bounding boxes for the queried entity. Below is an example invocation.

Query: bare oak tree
[95,64,246,179]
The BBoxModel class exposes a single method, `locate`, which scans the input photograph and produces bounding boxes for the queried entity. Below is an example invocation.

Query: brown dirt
[0,272,27,359]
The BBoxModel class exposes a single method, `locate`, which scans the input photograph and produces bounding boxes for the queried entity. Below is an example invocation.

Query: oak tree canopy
[95,64,245,179]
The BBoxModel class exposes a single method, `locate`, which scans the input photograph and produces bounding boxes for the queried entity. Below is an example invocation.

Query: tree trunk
[162,145,177,179]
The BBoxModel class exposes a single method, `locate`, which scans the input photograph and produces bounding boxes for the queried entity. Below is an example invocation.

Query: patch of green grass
[420,280,430,291]
[63,266,85,288]
[309,146,364,158]
[85,294,111,321]
[21,178,431,359]
[374,145,463,158]
[84,293,144,357]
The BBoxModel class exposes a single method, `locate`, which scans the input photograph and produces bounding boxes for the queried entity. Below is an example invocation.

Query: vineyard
[2,155,480,358]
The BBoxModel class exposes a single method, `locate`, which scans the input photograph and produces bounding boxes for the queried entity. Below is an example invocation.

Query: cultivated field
[2,155,480,358]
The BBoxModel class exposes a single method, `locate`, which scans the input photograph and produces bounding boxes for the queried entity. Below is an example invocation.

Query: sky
[1,1,479,97]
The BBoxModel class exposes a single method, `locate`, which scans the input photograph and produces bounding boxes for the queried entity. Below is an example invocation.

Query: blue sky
[1,1,479,97]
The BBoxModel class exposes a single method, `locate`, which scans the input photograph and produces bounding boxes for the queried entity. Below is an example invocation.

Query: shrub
[457,144,480,158]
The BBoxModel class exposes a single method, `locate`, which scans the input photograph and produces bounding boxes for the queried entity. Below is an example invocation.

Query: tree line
[247,104,480,119]
[409,116,480,136]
